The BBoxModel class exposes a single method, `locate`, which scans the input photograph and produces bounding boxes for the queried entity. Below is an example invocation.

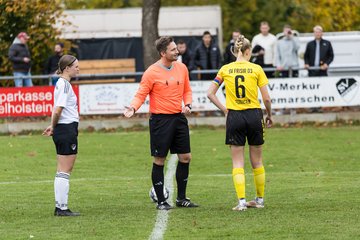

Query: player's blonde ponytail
[231,35,251,59]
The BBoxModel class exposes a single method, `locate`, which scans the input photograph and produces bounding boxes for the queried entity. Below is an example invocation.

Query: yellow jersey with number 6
[213,61,268,110]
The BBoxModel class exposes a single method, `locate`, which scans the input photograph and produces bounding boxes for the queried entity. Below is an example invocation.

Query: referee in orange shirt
[124,36,198,210]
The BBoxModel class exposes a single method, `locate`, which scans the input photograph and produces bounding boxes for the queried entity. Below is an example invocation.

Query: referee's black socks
[152,163,165,203]
[176,161,189,200]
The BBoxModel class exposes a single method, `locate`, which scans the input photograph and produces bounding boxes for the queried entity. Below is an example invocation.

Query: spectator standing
[251,21,277,78]
[45,43,64,85]
[223,29,241,64]
[250,44,265,67]
[304,25,334,76]
[8,32,32,87]
[177,39,195,78]
[194,31,222,80]
[275,25,300,78]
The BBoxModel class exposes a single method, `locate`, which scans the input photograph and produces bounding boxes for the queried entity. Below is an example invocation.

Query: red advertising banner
[0,86,79,117]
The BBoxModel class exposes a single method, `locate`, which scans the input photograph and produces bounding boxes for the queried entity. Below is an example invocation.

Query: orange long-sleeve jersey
[131,61,192,114]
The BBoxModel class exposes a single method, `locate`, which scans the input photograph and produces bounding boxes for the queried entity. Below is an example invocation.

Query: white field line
[0,171,332,185]
[0,176,147,185]
[148,154,177,240]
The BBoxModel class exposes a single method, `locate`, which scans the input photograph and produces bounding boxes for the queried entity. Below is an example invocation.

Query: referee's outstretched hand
[124,106,135,118]
[43,125,53,136]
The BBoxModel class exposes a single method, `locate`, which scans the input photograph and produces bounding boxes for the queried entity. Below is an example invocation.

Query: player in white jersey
[43,55,80,216]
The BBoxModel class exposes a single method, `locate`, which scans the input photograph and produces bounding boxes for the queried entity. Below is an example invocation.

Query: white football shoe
[232,199,247,211]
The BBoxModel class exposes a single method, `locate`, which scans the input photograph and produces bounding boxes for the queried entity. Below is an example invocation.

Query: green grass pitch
[0,126,359,239]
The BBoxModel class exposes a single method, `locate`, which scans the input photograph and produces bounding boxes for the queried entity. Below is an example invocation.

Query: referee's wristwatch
[185,104,192,110]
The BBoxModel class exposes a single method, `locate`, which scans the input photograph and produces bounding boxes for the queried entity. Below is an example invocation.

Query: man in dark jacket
[251,45,265,66]
[223,29,241,64]
[194,31,221,80]
[8,32,33,87]
[177,39,195,77]
[304,25,334,76]
[44,43,64,85]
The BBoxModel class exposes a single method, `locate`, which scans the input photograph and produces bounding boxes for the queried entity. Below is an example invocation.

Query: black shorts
[52,122,78,155]
[149,113,190,157]
[226,109,264,146]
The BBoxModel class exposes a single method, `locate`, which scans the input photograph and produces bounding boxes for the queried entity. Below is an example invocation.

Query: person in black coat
[251,45,265,66]
[44,43,64,85]
[176,39,195,77]
[304,25,334,76]
[194,31,222,80]
[8,32,33,87]
[223,29,241,64]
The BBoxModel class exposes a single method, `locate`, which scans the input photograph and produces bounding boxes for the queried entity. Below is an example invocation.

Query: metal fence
[1,65,359,85]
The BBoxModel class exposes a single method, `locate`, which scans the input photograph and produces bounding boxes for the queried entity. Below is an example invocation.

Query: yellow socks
[253,166,265,198]
[232,168,245,199]
[232,166,265,200]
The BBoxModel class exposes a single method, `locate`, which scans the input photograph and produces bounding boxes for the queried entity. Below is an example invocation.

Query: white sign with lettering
[79,84,149,115]
[79,76,360,114]
[263,76,360,108]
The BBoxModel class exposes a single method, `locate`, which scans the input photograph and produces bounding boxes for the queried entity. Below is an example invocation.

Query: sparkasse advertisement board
[0,86,79,117]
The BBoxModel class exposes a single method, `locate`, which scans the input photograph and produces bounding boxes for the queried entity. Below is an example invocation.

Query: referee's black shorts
[149,113,190,157]
[52,122,78,155]
[226,108,265,146]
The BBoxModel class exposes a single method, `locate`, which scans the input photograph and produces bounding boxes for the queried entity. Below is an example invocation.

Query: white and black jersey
[54,78,79,124]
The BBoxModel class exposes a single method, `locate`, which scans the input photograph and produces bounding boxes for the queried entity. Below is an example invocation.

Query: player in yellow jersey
[207,35,272,211]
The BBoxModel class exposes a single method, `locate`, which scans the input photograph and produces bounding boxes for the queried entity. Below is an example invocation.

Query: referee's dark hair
[155,36,174,56]
[56,55,77,74]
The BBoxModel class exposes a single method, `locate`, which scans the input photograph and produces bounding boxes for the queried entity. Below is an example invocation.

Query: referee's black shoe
[54,207,80,217]
[156,201,173,210]
[176,198,199,208]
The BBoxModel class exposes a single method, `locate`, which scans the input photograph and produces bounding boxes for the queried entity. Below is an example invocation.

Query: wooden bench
[73,58,136,84]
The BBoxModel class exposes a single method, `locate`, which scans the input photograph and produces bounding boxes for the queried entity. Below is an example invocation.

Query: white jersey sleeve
[55,79,70,107]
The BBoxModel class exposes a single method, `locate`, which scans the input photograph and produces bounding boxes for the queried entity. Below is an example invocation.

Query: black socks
[152,163,165,203]
[176,161,189,200]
